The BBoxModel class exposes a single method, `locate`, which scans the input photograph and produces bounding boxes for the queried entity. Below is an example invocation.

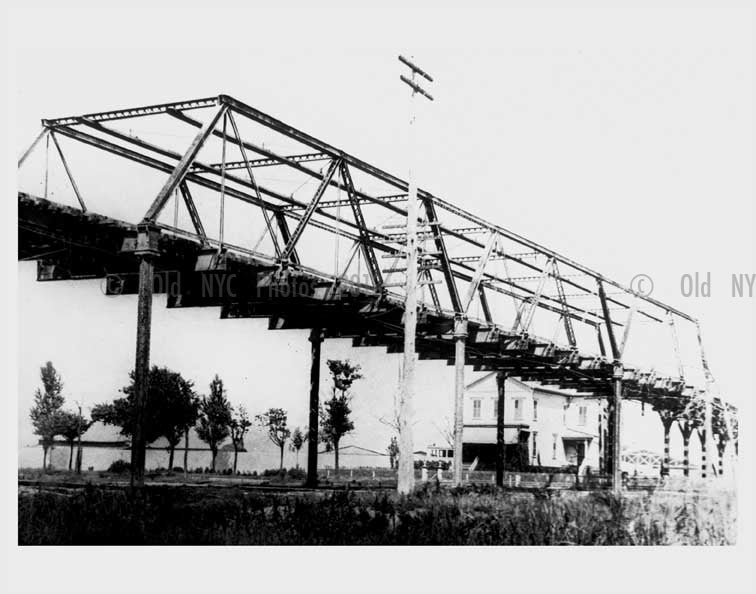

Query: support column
[496,371,507,487]
[452,317,467,485]
[611,363,623,493]
[306,328,323,487]
[130,223,160,488]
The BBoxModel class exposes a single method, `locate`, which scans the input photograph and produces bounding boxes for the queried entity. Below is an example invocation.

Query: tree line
[29,358,364,475]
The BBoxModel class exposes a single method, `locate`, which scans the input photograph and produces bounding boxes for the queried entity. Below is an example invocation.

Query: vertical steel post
[306,328,323,487]
[496,371,507,487]
[611,363,623,493]
[130,223,159,487]
[452,316,467,485]
[696,322,714,480]
[44,132,50,199]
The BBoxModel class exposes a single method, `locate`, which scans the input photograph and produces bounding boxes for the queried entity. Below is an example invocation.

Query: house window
[533,399,538,421]
[578,405,587,426]
[472,399,481,419]
[552,434,558,460]
[514,399,523,421]
[532,431,538,463]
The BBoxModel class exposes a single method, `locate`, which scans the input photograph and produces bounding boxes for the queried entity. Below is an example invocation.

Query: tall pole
[75,402,83,474]
[397,55,434,495]
[496,371,507,486]
[130,223,159,488]
[397,82,417,495]
[611,363,623,493]
[452,317,467,485]
[696,322,714,479]
[306,328,323,487]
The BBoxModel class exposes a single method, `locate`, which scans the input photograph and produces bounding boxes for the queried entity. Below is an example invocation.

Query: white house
[461,373,604,474]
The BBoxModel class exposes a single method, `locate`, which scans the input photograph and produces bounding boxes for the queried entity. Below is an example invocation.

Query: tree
[256,408,291,471]
[57,410,91,471]
[196,375,232,471]
[92,366,199,469]
[676,396,704,477]
[289,427,306,469]
[320,360,361,476]
[151,369,199,469]
[387,436,399,470]
[29,362,66,470]
[229,405,252,474]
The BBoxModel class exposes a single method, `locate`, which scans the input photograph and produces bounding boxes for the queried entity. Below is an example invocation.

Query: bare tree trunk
[42,445,48,472]
[68,442,74,471]
[211,447,217,472]
[296,450,299,469]
[279,444,284,471]
[168,446,175,470]
[334,439,340,477]
[233,448,238,474]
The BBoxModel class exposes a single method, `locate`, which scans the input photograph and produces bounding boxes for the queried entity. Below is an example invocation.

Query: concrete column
[452,316,468,485]
[306,328,323,487]
[130,223,159,488]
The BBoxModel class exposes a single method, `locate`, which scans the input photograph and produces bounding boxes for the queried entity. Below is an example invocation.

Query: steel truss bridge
[17,94,734,488]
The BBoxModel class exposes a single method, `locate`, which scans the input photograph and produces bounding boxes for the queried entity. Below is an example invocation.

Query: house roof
[561,427,599,439]
[465,372,579,397]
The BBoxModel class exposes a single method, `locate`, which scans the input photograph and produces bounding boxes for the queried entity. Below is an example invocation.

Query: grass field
[18,479,736,545]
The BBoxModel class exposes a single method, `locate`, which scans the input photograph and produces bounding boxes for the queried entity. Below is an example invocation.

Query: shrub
[107,460,131,474]
[287,468,306,480]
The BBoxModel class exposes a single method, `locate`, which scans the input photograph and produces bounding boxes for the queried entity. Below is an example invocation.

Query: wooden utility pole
[452,317,467,485]
[397,55,434,495]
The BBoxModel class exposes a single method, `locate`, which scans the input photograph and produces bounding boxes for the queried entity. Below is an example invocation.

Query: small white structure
[463,373,603,474]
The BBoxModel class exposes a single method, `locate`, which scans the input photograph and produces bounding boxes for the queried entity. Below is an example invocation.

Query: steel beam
[49,132,87,212]
[18,128,48,168]
[205,153,329,169]
[340,162,383,288]
[461,232,497,314]
[222,94,693,322]
[178,182,207,242]
[226,111,282,258]
[280,159,340,263]
[44,97,219,127]
[143,104,228,222]
[598,280,620,361]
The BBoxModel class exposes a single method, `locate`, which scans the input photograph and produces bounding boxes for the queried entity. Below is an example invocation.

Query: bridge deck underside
[19,193,695,409]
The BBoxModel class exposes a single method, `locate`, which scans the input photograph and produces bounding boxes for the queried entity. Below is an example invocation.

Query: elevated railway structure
[17,94,735,489]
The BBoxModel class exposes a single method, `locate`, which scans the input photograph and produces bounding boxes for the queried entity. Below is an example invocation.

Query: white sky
[10,2,754,458]
[4,3,754,594]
